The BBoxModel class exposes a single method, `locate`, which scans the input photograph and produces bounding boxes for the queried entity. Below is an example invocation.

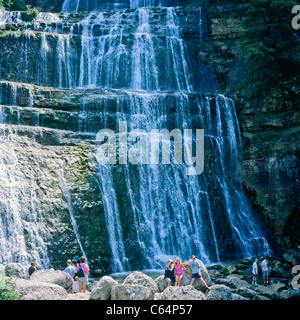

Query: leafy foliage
[0,276,18,300]
[0,0,27,11]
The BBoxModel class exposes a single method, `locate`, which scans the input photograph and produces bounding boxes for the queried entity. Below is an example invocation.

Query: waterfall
[0,1,271,273]
[93,92,270,271]
[0,129,51,272]
[61,0,181,12]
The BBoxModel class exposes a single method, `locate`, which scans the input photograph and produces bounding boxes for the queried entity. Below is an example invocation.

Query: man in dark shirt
[28,261,37,277]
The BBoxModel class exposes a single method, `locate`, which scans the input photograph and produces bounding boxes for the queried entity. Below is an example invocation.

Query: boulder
[155,275,168,293]
[214,278,230,285]
[279,289,300,300]
[205,285,233,300]
[208,269,222,279]
[123,271,158,292]
[268,283,287,292]
[207,264,224,271]
[236,264,250,271]
[271,266,289,279]
[231,293,249,300]
[159,285,205,300]
[223,264,238,275]
[90,276,118,300]
[30,269,73,290]
[15,278,69,300]
[237,287,258,299]
[111,284,155,300]
[226,277,250,289]
[252,285,281,300]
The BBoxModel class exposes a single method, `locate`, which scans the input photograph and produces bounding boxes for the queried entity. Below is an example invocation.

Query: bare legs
[175,275,183,286]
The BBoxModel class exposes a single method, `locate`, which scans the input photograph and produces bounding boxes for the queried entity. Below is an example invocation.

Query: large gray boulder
[155,275,168,293]
[205,285,233,300]
[30,269,73,290]
[15,278,69,300]
[123,271,158,292]
[90,276,118,300]
[159,285,205,300]
[226,277,250,289]
[111,284,155,300]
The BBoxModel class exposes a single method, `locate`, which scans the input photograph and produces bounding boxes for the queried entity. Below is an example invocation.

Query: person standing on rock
[164,258,175,287]
[174,258,190,286]
[252,258,258,285]
[76,256,89,293]
[261,258,269,286]
[183,255,209,289]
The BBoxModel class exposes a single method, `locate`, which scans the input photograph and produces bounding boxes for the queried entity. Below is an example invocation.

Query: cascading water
[61,0,182,12]
[0,1,271,273]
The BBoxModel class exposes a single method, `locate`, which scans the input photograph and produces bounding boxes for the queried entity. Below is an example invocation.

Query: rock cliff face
[194,4,300,251]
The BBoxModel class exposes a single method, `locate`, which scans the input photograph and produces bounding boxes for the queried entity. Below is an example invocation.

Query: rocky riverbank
[3,256,299,300]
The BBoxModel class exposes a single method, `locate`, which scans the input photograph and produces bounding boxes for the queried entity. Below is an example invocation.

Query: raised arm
[181,264,191,274]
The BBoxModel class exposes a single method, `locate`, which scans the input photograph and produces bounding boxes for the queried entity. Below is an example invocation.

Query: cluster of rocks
[4,256,299,300]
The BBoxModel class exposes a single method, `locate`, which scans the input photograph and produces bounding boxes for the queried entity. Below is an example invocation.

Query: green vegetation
[0,276,17,300]
[0,0,27,11]
[22,4,39,20]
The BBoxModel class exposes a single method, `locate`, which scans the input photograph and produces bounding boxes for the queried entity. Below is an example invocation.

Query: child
[261,258,269,286]
[72,275,79,293]
[252,258,258,285]
[174,258,190,286]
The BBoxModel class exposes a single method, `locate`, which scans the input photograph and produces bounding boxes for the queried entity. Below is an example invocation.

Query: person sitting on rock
[164,258,175,287]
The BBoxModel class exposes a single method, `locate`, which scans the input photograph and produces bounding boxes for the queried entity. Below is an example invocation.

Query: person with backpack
[76,256,89,293]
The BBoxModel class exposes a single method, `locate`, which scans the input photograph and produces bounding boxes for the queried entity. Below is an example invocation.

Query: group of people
[63,256,89,293]
[29,256,90,294]
[28,255,269,293]
[164,255,209,289]
[252,257,270,286]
